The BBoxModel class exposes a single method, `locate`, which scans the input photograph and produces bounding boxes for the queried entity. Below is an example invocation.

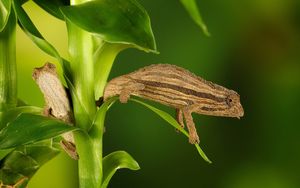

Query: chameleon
[103,64,244,144]
[32,62,78,159]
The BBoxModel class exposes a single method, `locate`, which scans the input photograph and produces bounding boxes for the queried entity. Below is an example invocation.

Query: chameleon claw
[189,132,200,144]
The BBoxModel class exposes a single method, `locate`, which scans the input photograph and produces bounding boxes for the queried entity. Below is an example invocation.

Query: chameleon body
[104,64,244,144]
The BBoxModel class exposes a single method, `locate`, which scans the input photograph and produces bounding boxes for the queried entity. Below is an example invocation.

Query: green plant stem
[68,25,100,187]
[73,131,102,188]
[67,21,96,128]
[67,0,101,187]
[0,10,17,111]
[94,43,125,100]
[67,22,100,188]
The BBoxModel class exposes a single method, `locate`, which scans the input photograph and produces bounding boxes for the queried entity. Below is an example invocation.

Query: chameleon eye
[226,97,233,106]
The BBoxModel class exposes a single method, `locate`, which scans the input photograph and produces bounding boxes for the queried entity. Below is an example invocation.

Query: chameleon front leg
[119,81,145,103]
[182,106,200,144]
[176,109,184,128]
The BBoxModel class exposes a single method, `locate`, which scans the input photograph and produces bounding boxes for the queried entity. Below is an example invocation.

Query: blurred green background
[15,0,300,187]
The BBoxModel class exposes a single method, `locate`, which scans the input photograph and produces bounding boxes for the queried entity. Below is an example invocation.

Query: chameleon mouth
[236,104,244,119]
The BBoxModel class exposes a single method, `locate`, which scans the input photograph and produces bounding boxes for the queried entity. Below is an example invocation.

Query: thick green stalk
[67,21,96,129]
[67,0,101,187]
[73,97,108,188]
[0,10,16,111]
[73,130,102,188]
[68,23,101,188]
[67,23,100,188]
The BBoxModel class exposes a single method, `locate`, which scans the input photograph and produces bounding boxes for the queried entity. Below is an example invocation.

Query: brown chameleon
[103,64,244,144]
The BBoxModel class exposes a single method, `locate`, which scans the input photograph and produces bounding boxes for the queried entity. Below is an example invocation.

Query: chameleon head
[223,90,244,118]
[103,76,131,101]
[195,90,244,119]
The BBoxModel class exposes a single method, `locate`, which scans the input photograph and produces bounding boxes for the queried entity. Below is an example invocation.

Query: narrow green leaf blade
[131,98,212,163]
[102,151,140,188]
[0,113,78,149]
[0,140,60,186]
[91,97,117,134]
[17,99,28,106]
[0,148,13,160]
[93,43,125,100]
[12,0,68,71]
[60,0,157,53]
[0,0,11,31]
[180,0,210,36]
[33,0,69,20]
[0,106,39,162]
[0,106,42,129]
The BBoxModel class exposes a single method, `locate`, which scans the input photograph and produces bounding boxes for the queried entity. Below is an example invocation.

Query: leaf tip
[201,25,211,37]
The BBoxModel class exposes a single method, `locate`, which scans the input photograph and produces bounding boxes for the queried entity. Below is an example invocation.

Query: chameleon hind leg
[119,81,145,103]
[182,106,200,144]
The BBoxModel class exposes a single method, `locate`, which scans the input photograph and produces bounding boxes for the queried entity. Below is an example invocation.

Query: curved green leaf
[0,148,13,160]
[94,42,125,100]
[60,0,157,53]
[131,98,212,163]
[91,96,117,134]
[17,98,28,106]
[0,0,11,31]
[0,113,78,149]
[0,106,42,129]
[12,0,72,78]
[180,0,210,36]
[0,140,60,186]
[12,0,59,57]
[33,0,69,20]
[65,75,92,130]
[101,151,140,188]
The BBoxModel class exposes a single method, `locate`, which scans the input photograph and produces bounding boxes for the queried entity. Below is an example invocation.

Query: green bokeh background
[14,0,300,187]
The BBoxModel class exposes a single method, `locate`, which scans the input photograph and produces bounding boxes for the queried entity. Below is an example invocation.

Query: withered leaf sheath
[104,64,244,144]
[33,62,78,159]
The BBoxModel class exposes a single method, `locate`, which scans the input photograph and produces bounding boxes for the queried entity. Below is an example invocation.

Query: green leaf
[180,0,210,36]
[0,113,78,149]
[12,0,72,78]
[0,106,42,130]
[94,42,125,100]
[131,98,212,163]
[0,148,13,160]
[60,0,157,53]
[17,99,28,106]
[12,0,60,58]
[0,0,11,31]
[0,140,60,186]
[91,96,117,134]
[64,75,93,130]
[33,0,69,20]
[101,151,140,188]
